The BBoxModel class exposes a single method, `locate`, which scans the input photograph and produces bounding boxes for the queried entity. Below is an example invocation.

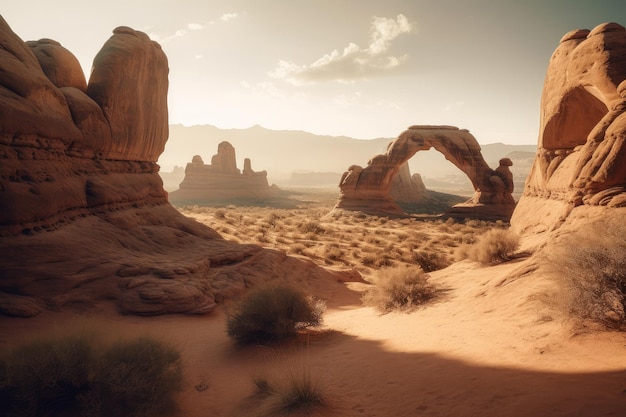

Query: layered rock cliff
[0,17,357,317]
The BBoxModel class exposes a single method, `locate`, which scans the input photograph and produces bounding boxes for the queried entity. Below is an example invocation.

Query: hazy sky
[3,1,626,144]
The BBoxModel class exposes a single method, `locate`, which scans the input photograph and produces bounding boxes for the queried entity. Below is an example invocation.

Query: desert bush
[0,334,93,417]
[323,243,344,261]
[297,221,325,235]
[547,217,626,327]
[360,254,377,267]
[244,365,326,417]
[94,337,183,417]
[226,284,324,345]
[214,208,227,219]
[411,251,451,272]
[290,243,307,255]
[362,267,437,313]
[460,228,520,265]
[0,334,183,417]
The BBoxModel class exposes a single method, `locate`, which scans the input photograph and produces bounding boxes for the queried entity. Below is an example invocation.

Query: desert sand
[2,195,626,417]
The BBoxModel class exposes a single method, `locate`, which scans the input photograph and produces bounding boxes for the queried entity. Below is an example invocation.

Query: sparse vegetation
[0,333,183,417]
[459,228,520,265]
[226,284,324,345]
[175,201,502,280]
[362,266,438,313]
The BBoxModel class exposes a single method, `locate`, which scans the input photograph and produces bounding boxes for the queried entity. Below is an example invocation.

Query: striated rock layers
[0,17,358,317]
[335,125,515,220]
[168,141,278,203]
[511,22,626,234]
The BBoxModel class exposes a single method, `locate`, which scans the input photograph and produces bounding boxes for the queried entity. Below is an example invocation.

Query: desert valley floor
[2,189,626,417]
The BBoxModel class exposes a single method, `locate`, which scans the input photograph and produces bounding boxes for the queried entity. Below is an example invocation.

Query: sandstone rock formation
[0,17,358,317]
[512,22,626,234]
[335,125,515,220]
[168,141,279,203]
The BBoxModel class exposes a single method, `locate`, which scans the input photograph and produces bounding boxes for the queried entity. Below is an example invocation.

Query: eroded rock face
[335,125,515,219]
[168,141,277,203]
[512,22,626,234]
[0,18,358,317]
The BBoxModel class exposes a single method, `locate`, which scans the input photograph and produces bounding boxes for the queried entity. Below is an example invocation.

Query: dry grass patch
[363,266,438,313]
[546,215,626,328]
[458,228,520,265]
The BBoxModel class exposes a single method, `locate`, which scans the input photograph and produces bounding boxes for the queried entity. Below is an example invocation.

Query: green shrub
[0,334,183,417]
[226,284,324,345]
[362,267,437,313]
[462,228,519,265]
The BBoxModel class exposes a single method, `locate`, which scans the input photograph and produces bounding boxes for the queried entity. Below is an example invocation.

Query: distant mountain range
[159,124,537,195]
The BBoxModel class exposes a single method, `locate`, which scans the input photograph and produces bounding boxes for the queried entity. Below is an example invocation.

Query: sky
[3,0,626,145]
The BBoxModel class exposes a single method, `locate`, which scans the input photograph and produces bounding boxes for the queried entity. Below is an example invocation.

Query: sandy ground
[2,251,626,417]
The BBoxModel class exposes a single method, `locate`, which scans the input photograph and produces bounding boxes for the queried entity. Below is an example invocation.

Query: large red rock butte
[168,141,279,203]
[0,17,357,317]
[511,22,626,235]
[334,125,516,220]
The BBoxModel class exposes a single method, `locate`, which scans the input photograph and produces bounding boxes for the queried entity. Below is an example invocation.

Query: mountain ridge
[159,124,536,191]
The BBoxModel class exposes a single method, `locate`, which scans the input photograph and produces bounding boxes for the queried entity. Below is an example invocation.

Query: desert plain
[2,190,626,417]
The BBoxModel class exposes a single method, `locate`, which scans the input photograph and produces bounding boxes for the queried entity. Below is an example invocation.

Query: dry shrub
[226,284,324,345]
[214,208,227,219]
[323,243,344,261]
[460,228,520,265]
[362,267,437,313]
[546,216,626,327]
[360,254,377,267]
[411,251,451,272]
[246,369,326,417]
[0,333,183,417]
[297,221,325,235]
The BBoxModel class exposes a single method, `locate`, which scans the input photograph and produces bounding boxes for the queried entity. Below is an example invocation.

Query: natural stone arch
[335,125,515,219]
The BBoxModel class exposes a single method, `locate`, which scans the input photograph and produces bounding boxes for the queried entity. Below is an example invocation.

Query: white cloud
[188,23,204,31]
[269,14,414,85]
[220,13,239,22]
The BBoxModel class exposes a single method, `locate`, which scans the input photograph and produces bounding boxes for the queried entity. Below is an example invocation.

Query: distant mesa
[512,22,626,234]
[168,141,280,204]
[0,17,357,317]
[334,125,516,220]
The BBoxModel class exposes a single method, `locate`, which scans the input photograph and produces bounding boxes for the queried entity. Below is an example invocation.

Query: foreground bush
[362,267,437,313]
[547,216,626,327]
[227,284,324,345]
[460,228,519,265]
[0,333,183,417]
[245,367,327,417]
